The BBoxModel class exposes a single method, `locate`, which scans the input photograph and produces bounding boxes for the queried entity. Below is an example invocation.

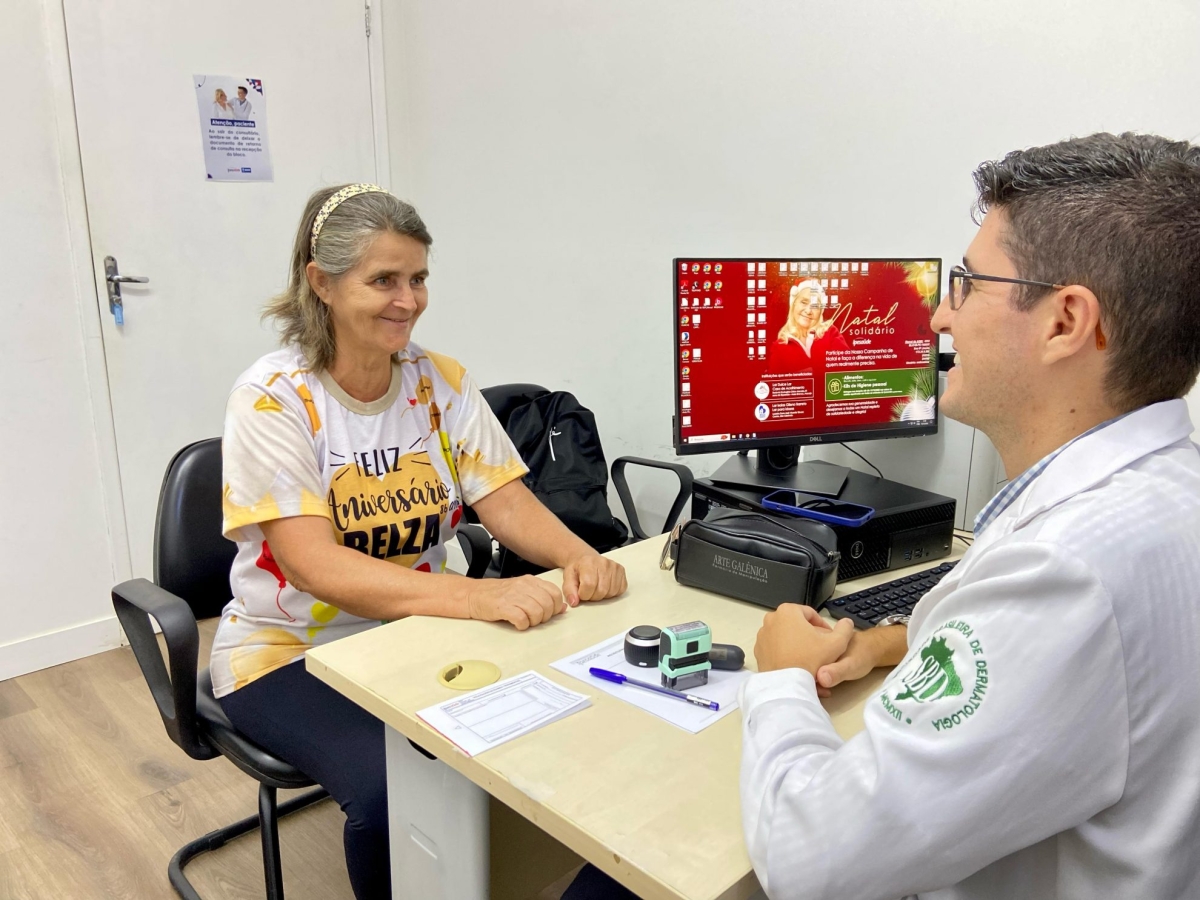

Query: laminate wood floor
[0,621,578,900]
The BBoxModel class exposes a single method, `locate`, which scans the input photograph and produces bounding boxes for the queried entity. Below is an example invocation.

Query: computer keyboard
[826,561,957,628]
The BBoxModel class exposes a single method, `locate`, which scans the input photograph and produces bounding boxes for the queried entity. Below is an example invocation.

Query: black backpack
[498,390,629,575]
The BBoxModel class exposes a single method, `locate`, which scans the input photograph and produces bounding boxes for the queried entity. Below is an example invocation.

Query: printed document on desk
[417,670,591,757]
[551,632,752,733]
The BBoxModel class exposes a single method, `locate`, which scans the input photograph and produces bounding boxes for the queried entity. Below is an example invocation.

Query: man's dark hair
[237,86,248,94]
[973,132,1200,411]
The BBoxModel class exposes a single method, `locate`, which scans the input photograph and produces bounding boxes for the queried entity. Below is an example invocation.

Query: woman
[212,183,627,899]
[769,278,849,373]
[211,87,234,117]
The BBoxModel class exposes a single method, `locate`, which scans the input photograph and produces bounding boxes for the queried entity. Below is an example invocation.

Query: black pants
[562,864,642,900]
[219,660,390,900]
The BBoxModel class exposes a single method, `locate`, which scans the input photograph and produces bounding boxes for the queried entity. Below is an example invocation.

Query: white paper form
[551,632,752,734]
[417,670,591,757]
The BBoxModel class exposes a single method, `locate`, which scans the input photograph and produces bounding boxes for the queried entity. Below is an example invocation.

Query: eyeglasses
[946,265,1066,311]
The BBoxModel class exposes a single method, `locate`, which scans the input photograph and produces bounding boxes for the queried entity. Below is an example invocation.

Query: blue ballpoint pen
[589,667,720,711]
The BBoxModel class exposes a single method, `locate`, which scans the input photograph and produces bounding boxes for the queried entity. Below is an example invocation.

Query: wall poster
[193,75,273,182]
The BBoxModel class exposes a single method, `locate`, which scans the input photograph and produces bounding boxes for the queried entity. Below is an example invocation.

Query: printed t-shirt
[209,343,526,698]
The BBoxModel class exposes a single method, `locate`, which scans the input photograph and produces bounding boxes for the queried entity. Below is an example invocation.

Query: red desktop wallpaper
[676,259,940,447]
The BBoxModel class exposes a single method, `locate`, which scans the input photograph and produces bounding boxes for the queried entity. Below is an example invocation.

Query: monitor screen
[673,258,941,454]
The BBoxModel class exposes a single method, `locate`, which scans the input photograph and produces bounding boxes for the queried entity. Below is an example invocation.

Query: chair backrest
[154,438,235,620]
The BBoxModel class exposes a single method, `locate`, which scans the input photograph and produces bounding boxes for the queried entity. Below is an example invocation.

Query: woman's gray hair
[264,185,432,371]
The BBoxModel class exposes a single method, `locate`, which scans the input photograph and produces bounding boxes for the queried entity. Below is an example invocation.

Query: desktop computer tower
[690,467,956,582]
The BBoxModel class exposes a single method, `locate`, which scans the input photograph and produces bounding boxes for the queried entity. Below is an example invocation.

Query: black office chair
[456,383,694,578]
[112,438,329,900]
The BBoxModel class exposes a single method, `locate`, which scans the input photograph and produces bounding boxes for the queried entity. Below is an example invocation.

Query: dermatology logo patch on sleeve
[880,619,988,732]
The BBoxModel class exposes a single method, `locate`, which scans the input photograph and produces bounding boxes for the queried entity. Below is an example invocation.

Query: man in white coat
[231,85,254,120]
[742,132,1200,899]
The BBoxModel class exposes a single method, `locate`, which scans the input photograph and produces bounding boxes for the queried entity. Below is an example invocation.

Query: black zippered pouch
[664,508,840,610]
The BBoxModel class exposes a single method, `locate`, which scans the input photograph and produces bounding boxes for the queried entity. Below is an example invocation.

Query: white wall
[0,0,123,680]
[382,0,1200,524]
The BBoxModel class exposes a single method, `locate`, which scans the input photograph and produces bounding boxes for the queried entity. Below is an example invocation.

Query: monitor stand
[709,448,849,498]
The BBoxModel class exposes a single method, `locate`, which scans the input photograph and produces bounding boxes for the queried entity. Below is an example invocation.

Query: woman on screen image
[768,278,849,373]
[212,87,234,117]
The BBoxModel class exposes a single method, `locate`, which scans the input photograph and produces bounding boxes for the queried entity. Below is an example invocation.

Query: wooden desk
[307,534,963,900]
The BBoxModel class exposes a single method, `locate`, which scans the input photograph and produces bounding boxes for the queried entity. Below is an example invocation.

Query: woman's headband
[310,183,388,256]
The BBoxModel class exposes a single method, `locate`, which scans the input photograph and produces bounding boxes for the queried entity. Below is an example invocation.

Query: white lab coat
[231,97,253,120]
[740,399,1200,900]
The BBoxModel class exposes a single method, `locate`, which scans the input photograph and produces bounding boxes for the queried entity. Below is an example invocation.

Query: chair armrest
[111,578,217,761]
[455,524,494,579]
[610,457,694,541]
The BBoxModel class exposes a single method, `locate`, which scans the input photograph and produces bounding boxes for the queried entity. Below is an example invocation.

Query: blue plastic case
[761,490,875,527]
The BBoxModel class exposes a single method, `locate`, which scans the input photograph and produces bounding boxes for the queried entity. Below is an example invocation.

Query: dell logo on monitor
[810,436,823,442]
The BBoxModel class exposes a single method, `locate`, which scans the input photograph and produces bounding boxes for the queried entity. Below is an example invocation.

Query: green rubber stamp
[659,620,713,691]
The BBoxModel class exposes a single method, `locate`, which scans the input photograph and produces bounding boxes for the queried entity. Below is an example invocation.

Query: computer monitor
[673,258,942,496]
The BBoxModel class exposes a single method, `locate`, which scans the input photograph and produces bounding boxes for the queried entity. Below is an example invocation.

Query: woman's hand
[562,552,627,606]
[464,575,566,630]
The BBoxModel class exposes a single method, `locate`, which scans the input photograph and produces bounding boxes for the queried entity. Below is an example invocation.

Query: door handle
[103,255,149,325]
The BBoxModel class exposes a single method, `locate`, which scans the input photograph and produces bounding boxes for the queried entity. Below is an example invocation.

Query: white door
[65,0,381,579]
